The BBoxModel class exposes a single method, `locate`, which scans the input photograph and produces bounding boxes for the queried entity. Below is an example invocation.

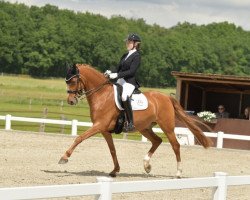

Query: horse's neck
[80,66,105,87]
[79,65,113,109]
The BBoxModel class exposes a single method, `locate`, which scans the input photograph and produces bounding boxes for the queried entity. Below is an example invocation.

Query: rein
[67,75,110,100]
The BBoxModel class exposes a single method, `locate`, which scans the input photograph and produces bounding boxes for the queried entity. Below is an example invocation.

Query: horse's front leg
[58,126,99,164]
[102,132,120,177]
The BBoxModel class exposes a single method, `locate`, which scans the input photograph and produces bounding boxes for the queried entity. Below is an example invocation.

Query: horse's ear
[71,63,77,75]
[65,63,76,81]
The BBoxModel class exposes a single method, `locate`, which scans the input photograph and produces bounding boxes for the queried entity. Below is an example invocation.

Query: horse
[59,64,213,177]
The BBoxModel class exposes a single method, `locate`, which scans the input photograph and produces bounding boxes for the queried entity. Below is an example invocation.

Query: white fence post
[141,135,147,142]
[96,177,113,200]
[213,172,227,200]
[123,132,128,139]
[5,114,11,130]
[217,132,224,148]
[187,133,195,145]
[71,119,78,136]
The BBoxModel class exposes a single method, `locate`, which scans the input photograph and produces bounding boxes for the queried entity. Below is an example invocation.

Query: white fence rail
[1,114,250,149]
[0,114,92,136]
[150,127,250,148]
[0,172,249,200]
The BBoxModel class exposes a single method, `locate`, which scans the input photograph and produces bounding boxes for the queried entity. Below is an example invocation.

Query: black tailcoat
[113,51,141,88]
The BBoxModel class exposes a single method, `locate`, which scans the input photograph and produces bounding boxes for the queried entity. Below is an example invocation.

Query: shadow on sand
[41,169,182,179]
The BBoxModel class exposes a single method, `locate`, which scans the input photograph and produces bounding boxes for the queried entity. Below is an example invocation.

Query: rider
[105,33,141,132]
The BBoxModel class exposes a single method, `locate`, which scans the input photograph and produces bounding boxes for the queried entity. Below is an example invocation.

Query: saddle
[113,84,148,111]
[111,84,148,134]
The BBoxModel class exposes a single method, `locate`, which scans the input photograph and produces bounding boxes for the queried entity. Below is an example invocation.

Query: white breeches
[117,78,135,101]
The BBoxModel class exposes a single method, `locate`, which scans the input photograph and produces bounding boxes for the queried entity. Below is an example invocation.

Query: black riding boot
[122,98,135,132]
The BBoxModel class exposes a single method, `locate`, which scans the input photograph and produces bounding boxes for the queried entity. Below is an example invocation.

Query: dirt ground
[0,130,249,200]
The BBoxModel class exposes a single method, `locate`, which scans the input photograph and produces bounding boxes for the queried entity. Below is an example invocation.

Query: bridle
[66,72,110,100]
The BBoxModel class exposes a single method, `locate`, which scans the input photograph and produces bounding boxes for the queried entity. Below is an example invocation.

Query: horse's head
[65,64,84,105]
[65,63,111,105]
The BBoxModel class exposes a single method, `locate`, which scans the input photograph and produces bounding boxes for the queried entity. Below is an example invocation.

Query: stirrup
[123,122,135,132]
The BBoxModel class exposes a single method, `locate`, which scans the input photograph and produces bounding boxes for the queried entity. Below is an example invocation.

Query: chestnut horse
[59,64,212,177]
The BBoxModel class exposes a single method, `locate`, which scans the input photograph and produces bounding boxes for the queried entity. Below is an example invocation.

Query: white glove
[104,70,111,77]
[109,73,118,79]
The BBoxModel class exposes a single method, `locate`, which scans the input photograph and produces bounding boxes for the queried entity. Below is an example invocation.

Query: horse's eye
[68,81,76,86]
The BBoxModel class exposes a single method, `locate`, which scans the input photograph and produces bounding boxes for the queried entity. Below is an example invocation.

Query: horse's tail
[169,96,213,148]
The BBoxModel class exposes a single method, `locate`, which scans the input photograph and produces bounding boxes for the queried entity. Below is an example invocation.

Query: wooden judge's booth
[171,71,250,150]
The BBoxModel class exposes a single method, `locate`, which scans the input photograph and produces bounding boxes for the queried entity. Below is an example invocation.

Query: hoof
[144,164,152,174]
[176,174,182,179]
[58,158,68,164]
[143,160,152,174]
[176,170,182,178]
[109,171,117,177]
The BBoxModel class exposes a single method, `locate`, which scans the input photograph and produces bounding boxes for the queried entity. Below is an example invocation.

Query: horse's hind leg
[139,128,162,174]
[157,119,182,178]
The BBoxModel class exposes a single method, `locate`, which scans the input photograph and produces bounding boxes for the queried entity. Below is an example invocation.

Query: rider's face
[244,108,249,117]
[126,40,134,51]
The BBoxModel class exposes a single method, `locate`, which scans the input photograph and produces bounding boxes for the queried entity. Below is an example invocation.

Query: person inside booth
[239,106,250,120]
[215,104,230,118]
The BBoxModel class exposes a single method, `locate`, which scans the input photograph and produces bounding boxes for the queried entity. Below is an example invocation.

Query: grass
[0,74,175,141]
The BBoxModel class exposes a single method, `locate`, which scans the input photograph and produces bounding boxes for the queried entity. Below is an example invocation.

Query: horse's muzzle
[67,97,78,105]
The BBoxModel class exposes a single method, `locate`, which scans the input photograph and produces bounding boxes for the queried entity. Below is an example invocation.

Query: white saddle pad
[113,85,148,111]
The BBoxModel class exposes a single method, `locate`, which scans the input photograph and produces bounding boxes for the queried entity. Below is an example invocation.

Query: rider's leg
[122,96,134,132]
[121,82,135,132]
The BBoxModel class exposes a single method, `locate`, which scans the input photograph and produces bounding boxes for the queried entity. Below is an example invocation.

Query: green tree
[1,2,250,87]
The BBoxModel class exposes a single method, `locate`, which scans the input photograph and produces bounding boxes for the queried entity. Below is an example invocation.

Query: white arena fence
[0,114,250,149]
[0,172,249,200]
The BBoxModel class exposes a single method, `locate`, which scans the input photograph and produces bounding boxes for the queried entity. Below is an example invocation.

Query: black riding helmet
[126,33,141,42]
